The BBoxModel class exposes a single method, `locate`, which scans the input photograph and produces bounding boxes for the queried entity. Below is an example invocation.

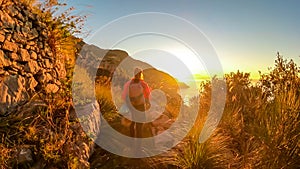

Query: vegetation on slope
[170,54,300,169]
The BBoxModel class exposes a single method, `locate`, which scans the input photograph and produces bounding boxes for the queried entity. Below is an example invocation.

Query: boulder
[0,10,15,29]
[10,52,18,60]
[0,83,9,103]
[36,71,52,84]
[30,51,37,60]
[0,49,11,67]
[0,33,5,42]
[13,32,26,44]
[0,75,27,115]
[27,76,38,91]
[3,40,18,52]
[24,60,39,74]
[45,83,59,93]
[28,28,39,40]
[20,48,30,62]
[7,5,18,17]
[17,148,33,164]
[4,75,25,101]
[75,101,101,141]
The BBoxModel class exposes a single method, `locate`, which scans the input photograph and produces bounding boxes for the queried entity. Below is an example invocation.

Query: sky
[66,0,300,81]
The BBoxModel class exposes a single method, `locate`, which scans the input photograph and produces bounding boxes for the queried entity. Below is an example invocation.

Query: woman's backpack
[128,81,145,106]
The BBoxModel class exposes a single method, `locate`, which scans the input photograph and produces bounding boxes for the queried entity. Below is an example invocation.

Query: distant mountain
[178,82,190,89]
[77,43,188,87]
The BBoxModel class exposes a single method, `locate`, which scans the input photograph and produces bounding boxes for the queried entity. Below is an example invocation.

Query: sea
[179,78,260,106]
[179,79,205,106]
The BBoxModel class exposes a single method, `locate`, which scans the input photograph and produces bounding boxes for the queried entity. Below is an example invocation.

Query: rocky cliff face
[0,0,66,116]
[0,1,96,168]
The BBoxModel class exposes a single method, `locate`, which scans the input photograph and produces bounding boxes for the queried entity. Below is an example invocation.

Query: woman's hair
[132,67,143,82]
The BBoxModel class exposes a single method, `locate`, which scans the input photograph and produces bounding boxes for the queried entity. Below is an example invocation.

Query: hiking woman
[122,67,151,138]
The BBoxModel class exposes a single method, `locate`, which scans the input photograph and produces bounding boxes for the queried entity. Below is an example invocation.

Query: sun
[111,33,211,83]
[131,48,206,84]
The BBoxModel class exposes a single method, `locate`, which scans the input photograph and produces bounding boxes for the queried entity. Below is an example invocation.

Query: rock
[27,76,38,91]
[2,75,25,104]
[27,41,36,46]
[18,20,24,26]
[21,26,30,36]
[15,25,20,32]
[40,50,46,57]
[45,47,53,57]
[11,61,21,70]
[16,12,25,22]
[20,49,30,62]
[45,84,59,93]
[28,28,39,40]
[23,9,36,20]
[10,52,19,60]
[37,21,46,29]
[3,40,18,52]
[0,50,11,67]
[75,101,101,141]
[7,5,19,16]
[0,11,15,29]
[17,148,33,164]
[30,51,37,59]
[5,34,12,41]
[0,85,9,115]
[54,79,61,86]
[41,30,48,38]
[13,32,26,44]
[7,69,18,75]
[0,69,5,75]
[37,42,43,49]
[55,61,66,78]
[0,33,5,42]
[0,81,8,102]
[25,21,32,29]
[37,72,52,83]
[44,59,51,68]
[24,60,39,74]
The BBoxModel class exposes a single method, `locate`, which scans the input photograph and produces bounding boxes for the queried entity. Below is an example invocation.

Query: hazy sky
[67,0,300,80]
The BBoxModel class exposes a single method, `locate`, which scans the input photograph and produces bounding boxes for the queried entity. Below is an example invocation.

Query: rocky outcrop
[0,1,96,168]
[75,100,101,141]
[0,0,65,116]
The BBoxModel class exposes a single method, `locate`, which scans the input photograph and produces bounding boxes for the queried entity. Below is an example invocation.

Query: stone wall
[0,0,66,116]
[0,1,101,168]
